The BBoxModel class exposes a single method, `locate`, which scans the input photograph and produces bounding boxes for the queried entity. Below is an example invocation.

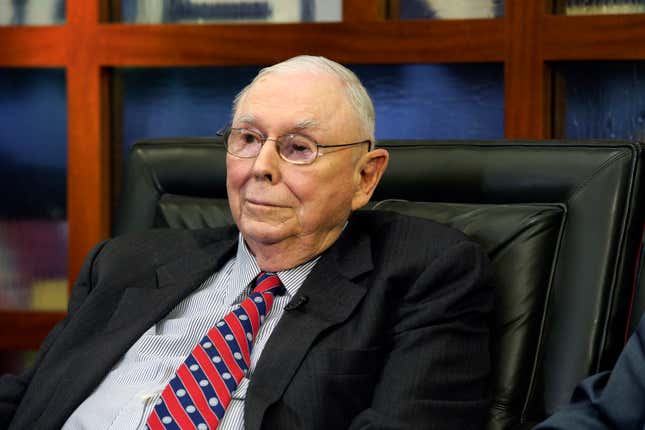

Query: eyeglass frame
[217,127,372,165]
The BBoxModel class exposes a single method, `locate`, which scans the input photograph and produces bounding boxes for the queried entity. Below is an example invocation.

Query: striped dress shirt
[62,234,319,429]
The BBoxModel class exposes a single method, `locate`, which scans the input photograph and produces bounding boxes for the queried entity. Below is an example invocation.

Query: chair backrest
[115,138,645,429]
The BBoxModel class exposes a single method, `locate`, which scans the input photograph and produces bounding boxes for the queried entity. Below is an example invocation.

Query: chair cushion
[158,194,232,229]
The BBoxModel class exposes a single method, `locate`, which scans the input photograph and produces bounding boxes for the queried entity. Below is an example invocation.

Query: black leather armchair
[115,138,645,430]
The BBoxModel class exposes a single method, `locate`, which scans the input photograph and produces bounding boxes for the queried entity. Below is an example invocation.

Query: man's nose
[251,139,281,183]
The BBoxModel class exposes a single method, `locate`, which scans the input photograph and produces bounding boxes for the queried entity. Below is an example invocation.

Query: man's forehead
[233,71,356,135]
[246,71,344,103]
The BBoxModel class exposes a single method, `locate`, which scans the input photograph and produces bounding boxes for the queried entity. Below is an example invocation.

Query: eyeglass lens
[227,129,318,164]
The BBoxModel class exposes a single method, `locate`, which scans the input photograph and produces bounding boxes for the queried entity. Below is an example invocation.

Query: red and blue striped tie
[146,272,285,430]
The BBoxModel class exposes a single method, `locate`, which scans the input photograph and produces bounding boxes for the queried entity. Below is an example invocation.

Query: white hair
[232,55,376,147]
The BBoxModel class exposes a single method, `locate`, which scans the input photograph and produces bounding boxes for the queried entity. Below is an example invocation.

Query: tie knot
[254,271,286,296]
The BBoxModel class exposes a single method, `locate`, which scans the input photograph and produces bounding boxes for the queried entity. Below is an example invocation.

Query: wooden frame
[1,0,645,351]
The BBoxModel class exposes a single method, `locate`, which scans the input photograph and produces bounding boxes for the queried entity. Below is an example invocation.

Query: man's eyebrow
[234,114,256,125]
[293,119,320,131]
[233,115,321,132]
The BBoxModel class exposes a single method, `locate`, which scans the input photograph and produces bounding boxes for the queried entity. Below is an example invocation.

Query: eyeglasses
[218,127,371,165]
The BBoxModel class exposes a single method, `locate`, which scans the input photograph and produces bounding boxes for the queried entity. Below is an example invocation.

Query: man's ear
[351,148,389,210]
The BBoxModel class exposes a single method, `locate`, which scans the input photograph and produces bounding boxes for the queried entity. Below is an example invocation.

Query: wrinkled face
[226,71,367,251]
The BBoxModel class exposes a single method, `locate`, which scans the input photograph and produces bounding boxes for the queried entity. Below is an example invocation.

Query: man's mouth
[246,198,285,208]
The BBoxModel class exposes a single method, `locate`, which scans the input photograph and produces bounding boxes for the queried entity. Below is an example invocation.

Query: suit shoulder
[90,226,237,277]
[350,210,485,273]
[352,209,471,248]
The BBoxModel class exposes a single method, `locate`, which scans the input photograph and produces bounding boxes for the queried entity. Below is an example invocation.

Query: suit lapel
[36,232,238,430]
[245,226,374,430]
[105,236,238,335]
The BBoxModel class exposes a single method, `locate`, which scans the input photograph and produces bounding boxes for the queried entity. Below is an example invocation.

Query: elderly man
[0,56,493,429]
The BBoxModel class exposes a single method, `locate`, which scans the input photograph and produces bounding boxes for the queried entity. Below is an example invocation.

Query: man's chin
[238,220,296,247]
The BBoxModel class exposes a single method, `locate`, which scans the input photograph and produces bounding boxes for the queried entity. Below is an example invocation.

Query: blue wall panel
[561,61,645,140]
[0,69,67,218]
[353,64,504,140]
[121,66,260,150]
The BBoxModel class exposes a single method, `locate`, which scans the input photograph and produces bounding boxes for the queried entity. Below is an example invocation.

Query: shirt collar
[228,233,321,303]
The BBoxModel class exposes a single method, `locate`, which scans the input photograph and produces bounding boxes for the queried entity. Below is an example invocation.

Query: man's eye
[291,143,309,152]
[240,132,260,144]
[287,136,314,152]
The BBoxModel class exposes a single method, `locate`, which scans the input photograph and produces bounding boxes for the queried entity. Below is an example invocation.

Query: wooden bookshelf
[1,0,644,351]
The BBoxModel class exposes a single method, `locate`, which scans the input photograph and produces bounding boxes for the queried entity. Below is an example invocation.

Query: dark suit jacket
[0,210,493,430]
[534,313,645,429]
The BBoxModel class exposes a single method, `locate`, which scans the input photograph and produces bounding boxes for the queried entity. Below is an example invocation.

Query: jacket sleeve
[348,240,494,430]
[0,240,108,428]
[534,314,645,430]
